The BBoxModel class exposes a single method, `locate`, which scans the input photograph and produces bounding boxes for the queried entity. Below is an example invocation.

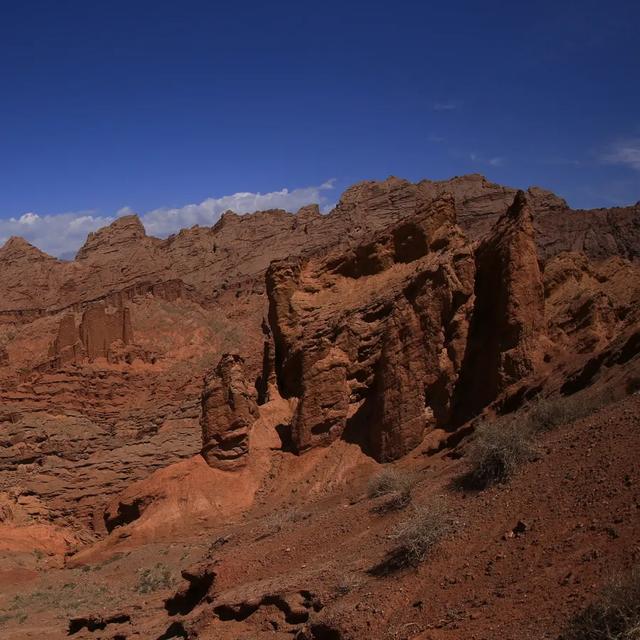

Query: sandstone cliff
[0,173,638,538]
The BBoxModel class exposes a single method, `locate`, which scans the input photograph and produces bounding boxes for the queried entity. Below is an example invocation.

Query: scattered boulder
[165,561,217,616]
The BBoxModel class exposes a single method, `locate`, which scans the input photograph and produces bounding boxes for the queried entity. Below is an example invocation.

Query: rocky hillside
[0,174,639,639]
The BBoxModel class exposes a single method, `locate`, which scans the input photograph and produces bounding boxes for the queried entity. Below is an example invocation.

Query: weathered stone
[267,194,476,461]
[201,354,259,469]
[453,191,546,424]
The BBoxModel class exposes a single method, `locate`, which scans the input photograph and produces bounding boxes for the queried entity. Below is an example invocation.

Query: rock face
[48,303,134,365]
[0,172,638,539]
[452,191,546,424]
[76,215,148,260]
[201,354,259,469]
[79,304,133,360]
[266,194,476,461]
[265,188,623,459]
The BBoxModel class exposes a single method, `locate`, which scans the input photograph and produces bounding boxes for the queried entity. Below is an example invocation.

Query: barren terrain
[0,174,638,639]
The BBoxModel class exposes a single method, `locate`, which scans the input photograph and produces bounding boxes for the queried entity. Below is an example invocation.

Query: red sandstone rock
[452,191,547,423]
[201,354,259,469]
[266,194,476,461]
[79,303,133,360]
[0,174,638,640]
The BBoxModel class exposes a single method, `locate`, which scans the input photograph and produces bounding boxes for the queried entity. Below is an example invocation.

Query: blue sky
[0,0,639,256]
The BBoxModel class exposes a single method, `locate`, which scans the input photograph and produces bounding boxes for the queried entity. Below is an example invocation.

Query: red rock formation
[291,347,350,452]
[266,194,476,461]
[201,354,259,469]
[47,303,134,365]
[76,215,148,260]
[79,303,133,360]
[49,313,81,366]
[2,175,636,318]
[452,191,546,424]
[0,172,637,551]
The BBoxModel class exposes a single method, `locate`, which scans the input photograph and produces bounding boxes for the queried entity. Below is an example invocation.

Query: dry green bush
[560,566,640,640]
[367,468,418,512]
[135,563,174,594]
[370,498,452,574]
[464,418,536,489]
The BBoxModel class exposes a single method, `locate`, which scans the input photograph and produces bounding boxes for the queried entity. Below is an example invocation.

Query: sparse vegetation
[370,498,452,575]
[334,573,363,597]
[526,392,610,433]
[459,390,619,491]
[463,418,536,489]
[0,613,14,626]
[560,566,640,640]
[135,563,175,594]
[256,507,310,539]
[367,468,418,513]
[6,581,111,622]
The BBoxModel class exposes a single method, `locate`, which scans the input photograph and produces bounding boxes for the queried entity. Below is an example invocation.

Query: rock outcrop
[264,190,570,459]
[79,303,133,360]
[266,194,476,461]
[48,303,134,365]
[452,191,546,423]
[201,354,259,469]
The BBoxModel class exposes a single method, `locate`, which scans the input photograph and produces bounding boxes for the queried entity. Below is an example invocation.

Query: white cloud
[140,179,335,237]
[0,180,336,259]
[18,212,41,225]
[603,139,640,171]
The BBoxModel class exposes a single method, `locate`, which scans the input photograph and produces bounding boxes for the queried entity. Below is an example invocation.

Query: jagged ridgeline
[0,175,639,638]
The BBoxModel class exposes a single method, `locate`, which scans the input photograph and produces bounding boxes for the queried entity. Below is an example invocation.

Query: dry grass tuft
[463,418,536,489]
[367,468,418,513]
[370,498,452,575]
[560,566,640,640]
[135,563,175,594]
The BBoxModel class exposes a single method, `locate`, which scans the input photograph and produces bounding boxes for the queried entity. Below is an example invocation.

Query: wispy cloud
[432,101,460,112]
[0,180,336,259]
[602,138,640,172]
[464,152,505,167]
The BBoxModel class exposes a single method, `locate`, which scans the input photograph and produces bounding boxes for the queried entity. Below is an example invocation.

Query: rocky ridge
[0,173,638,559]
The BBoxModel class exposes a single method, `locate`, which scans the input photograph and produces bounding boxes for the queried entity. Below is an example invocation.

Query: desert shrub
[367,468,418,512]
[526,388,617,434]
[560,566,640,640]
[256,507,310,539]
[464,418,535,489]
[333,573,363,597]
[370,498,451,574]
[526,396,577,432]
[135,563,174,594]
[526,394,599,433]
